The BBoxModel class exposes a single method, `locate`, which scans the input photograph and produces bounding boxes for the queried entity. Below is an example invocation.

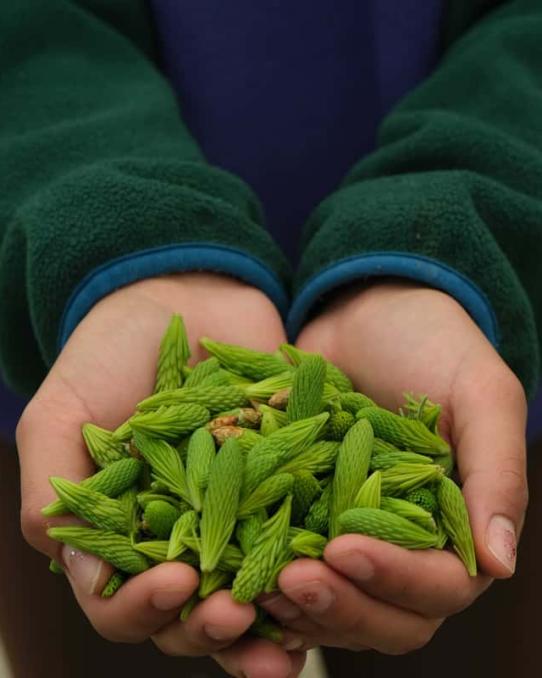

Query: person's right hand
[17,272,306,678]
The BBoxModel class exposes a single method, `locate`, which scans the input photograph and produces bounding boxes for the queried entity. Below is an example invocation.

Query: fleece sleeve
[0,0,290,395]
[290,0,542,398]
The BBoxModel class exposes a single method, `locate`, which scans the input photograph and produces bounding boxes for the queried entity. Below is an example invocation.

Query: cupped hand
[260,281,528,654]
[17,272,305,678]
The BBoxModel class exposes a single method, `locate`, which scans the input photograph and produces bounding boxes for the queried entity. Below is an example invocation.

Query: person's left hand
[259,281,528,653]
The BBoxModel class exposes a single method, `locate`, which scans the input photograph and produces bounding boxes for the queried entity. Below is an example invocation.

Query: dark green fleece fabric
[297,0,542,397]
[0,0,289,394]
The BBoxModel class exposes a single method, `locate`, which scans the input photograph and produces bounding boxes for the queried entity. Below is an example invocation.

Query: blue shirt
[150,0,443,262]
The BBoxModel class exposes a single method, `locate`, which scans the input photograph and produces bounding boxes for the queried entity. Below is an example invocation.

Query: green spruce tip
[329,418,374,538]
[183,357,220,387]
[326,410,355,441]
[236,510,267,556]
[82,423,128,467]
[370,450,433,471]
[287,354,326,422]
[167,510,198,561]
[232,495,293,603]
[186,427,216,511]
[277,440,339,476]
[380,497,437,533]
[129,403,210,441]
[279,343,353,392]
[200,337,290,381]
[133,540,171,562]
[260,409,280,436]
[143,500,181,539]
[244,372,294,402]
[338,508,439,549]
[154,314,191,393]
[304,483,332,535]
[356,406,450,456]
[339,391,377,415]
[354,471,382,509]
[438,477,477,576]
[101,572,126,598]
[49,559,64,575]
[132,432,190,503]
[199,570,232,599]
[48,476,130,534]
[42,457,143,517]
[47,526,150,574]
[380,462,444,496]
[199,438,244,572]
[289,528,328,559]
[405,487,439,514]
[291,471,322,525]
[237,473,294,519]
[242,412,329,496]
[137,385,249,415]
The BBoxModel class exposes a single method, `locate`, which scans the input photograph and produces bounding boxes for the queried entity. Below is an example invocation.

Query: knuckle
[496,463,529,517]
[20,505,47,550]
[345,609,370,641]
[91,618,123,643]
[448,587,476,615]
[501,371,527,410]
[152,634,201,658]
[382,624,439,656]
[15,403,38,447]
[471,365,526,414]
[152,637,181,657]
[92,619,145,645]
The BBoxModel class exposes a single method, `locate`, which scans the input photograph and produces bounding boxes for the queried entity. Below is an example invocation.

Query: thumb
[453,366,529,579]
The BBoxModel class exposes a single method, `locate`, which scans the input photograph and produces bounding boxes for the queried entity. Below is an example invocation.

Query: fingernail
[259,593,302,621]
[151,588,192,611]
[62,545,104,595]
[486,515,517,574]
[204,624,235,641]
[282,634,305,651]
[332,550,374,581]
[282,580,335,614]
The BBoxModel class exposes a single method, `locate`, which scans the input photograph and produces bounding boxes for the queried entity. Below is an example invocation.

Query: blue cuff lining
[58,243,290,350]
[287,252,500,347]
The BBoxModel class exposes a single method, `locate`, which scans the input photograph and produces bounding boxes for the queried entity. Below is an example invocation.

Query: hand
[17,273,305,678]
[260,281,528,654]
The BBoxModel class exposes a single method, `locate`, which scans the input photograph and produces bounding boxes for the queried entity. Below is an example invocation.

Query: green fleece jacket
[1,0,541,398]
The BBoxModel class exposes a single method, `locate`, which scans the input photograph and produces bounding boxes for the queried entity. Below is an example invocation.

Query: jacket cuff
[288,252,498,345]
[59,243,290,349]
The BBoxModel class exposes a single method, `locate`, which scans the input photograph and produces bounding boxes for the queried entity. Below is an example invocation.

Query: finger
[212,637,304,678]
[324,534,491,618]
[152,590,256,656]
[17,385,97,560]
[452,359,529,578]
[278,559,442,654]
[67,561,199,643]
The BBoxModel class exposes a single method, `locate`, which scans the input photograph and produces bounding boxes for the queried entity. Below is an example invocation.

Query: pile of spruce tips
[44,315,476,643]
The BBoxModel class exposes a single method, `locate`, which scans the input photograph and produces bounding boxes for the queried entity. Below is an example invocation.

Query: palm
[297,283,485,426]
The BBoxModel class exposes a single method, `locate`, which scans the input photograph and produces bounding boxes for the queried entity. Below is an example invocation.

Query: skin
[17,276,528,672]
[260,281,528,653]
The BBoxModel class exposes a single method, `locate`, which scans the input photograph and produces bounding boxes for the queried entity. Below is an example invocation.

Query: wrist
[297,280,466,362]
